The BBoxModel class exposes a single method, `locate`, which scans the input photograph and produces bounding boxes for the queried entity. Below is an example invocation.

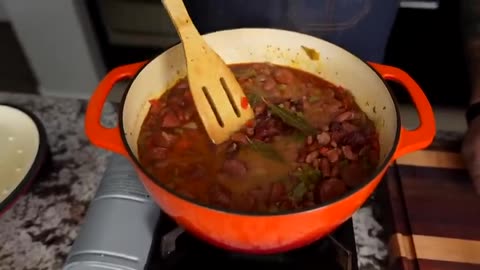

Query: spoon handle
[162,0,206,54]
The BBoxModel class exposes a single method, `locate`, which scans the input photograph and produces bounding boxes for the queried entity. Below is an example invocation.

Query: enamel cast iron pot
[85,28,435,254]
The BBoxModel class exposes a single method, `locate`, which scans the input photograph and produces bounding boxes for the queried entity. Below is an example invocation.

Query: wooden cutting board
[378,136,480,270]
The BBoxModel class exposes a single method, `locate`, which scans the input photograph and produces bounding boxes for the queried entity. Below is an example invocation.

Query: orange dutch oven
[85,28,436,254]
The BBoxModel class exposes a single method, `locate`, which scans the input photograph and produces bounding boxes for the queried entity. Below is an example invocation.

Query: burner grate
[146,215,358,270]
[161,227,185,259]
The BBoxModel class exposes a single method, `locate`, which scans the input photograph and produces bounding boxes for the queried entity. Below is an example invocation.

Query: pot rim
[118,28,401,217]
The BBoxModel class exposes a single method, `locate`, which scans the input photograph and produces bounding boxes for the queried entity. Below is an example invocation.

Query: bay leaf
[246,139,284,162]
[264,100,316,135]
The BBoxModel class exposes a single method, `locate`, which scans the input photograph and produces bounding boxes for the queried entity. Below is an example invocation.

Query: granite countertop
[0,93,387,270]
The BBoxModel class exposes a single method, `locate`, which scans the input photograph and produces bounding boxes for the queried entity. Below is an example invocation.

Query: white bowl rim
[0,104,48,210]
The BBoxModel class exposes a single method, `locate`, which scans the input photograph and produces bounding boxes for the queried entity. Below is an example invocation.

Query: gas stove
[63,155,358,270]
[147,216,357,270]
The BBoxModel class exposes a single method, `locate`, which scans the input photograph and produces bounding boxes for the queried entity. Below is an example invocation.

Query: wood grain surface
[378,136,480,270]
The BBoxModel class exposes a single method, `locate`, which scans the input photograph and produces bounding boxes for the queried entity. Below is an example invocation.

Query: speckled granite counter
[0,93,387,270]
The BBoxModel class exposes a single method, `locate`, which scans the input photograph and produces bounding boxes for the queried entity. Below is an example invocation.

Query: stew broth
[138,63,380,213]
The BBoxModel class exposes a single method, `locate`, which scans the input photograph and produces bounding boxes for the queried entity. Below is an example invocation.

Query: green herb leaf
[339,159,349,168]
[246,139,284,162]
[173,128,184,134]
[289,166,321,203]
[268,205,280,213]
[291,132,306,143]
[361,157,372,170]
[301,46,320,61]
[290,181,308,202]
[183,122,198,129]
[246,93,262,106]
[235,68,257,80]
[308,95,321,103]
[264,99,316,135]
[294,166,322,185]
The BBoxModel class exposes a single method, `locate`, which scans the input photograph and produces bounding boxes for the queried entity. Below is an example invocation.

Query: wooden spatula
[162,0,254,144]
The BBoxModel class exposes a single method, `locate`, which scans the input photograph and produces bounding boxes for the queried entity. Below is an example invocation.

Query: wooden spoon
[162,0,254,144]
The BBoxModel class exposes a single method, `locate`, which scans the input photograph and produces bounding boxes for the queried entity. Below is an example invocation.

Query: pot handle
[85,62,146,156]
[369,63,436,159]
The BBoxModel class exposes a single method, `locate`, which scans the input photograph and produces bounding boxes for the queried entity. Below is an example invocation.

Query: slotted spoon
[162,0,254,144]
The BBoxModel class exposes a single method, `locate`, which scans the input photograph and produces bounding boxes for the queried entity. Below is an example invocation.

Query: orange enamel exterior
[85,30,435,253]
[369,63,436,160]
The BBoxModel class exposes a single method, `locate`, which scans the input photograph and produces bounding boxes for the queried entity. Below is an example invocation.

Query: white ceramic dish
[0,104,48,213]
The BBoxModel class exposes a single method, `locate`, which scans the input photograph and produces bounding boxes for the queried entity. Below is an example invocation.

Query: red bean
[139,63,382,213]
[177,80,189,89]
[175,188,195,199]
[319,147,330,155]
[316,132,331,145]
[235,194,256,211]
[222,159,248,177]
[307,135,314,145]
[342,131,368,148]
[331,164,340,177]
[317,178,347,203]
[168,95,184,107]
[273,68,295,84]
[334,111,356,122]
[149,99,166,114]
[152,132,177,147]
[340,162,368,187]
[182,109,194,122]
[254,103,267,115]
[312,158,320,169]
[161,111,181,128]
[244,128,253,136]
[184,164,207,179]
[270,182,287,203]
[150,147,168,160]
[209,184,232,208]
[342,122,359,133]
[263,77,277,91]
[249,184,272,206]
[326,149,340,163]
[305,151,319,164]
[151,161,169,176]
[342,145,358,160]
[320,158,331,177]
[231,132,249,144]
